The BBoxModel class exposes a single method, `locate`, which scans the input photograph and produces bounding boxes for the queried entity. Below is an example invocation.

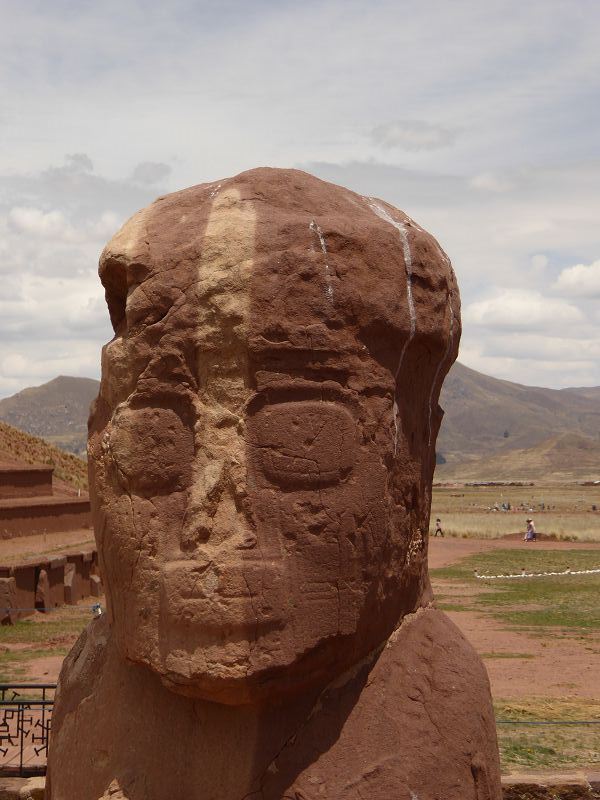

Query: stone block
[47,556,66,607]
[63,561,82,605]
[0,576,18,624]
[11,564,36,613]
[90,573,103,597]
[34,568,51,612]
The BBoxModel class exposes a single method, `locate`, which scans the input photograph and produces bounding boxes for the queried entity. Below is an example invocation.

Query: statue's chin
[127,633,377,706]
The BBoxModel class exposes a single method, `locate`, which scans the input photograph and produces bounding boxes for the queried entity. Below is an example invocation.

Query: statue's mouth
[160,558,284,631]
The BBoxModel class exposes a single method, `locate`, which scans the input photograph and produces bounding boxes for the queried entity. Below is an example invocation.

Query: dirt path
[442,606,599,700]
[428,537,600,702]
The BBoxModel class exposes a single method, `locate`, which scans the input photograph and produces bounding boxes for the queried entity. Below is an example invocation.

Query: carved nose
[180,459,256,554]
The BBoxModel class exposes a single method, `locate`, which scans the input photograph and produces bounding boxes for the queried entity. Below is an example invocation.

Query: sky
[1,0,599,397]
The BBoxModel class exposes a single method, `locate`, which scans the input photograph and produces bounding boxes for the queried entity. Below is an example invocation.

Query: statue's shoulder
[264,607,501,800]
[53,614,111,727]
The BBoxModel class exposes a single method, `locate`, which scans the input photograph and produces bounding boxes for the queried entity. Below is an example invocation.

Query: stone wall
[0,465,54,499]
[0,497,90,539]
[0,548,101,622]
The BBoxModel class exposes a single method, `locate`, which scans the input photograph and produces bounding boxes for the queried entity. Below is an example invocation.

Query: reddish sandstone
[47,168,500,799]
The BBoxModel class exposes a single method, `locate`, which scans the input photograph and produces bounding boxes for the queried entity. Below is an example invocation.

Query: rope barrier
[475,567,600,580]
[496,720,600,725]
[1,604,102,617]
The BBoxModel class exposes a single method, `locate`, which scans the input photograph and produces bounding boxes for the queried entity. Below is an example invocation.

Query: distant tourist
[524,518,536,542]
[433,517,444,537]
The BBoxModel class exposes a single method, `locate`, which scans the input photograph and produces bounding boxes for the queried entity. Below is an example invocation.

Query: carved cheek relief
[108,405,194,495]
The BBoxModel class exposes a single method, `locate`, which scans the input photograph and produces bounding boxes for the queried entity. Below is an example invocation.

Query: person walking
[434,517,444,537]
[524,518,536,542]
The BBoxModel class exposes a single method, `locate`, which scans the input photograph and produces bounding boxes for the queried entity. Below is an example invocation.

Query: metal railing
[0,683,598,778]
[0,683,55,777]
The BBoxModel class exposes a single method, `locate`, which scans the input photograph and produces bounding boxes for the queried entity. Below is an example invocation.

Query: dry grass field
[432,483,600,541]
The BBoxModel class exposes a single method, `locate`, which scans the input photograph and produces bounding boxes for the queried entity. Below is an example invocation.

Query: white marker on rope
[474,567,600,580]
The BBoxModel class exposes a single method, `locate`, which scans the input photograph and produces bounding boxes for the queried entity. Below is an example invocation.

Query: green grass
[435,602,472,612]
[432,549,600,632]
[0,608,90,684]
[0,613,91,646]
[494,700,600,772]
[481,652,535,659]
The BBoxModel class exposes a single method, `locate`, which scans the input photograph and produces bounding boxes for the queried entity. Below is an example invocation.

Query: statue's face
[89,171,459,704]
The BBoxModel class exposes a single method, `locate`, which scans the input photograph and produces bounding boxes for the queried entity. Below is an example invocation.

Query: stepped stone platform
[0,495,91,539]
[0,456,97,620]
[0,463,53,499]
[0,461,90,539]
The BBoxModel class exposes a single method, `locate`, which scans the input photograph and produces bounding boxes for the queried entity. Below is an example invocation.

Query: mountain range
[0,376,98,458]
[437,363,600,480]
[0,366,598,482]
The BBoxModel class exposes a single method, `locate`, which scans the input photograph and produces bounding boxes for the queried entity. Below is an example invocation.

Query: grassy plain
[495,699,600,771]
[432,548,600,632]
[0,605,91,682]
[432,483,600,541]
[430,528,600,774]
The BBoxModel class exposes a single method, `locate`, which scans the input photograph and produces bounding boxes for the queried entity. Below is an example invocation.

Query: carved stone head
[88,168,459,704]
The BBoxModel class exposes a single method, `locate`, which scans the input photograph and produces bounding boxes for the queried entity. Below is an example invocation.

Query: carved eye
[250,401,356,488]
[109,406,194,495]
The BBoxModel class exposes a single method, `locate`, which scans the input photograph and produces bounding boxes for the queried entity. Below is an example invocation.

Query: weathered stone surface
[62,562,79,605]
[48,609,501,799]
[47,168,501,799]
[47,557,66,608]
[0,576,18,624]
[34,568,50,612]
[0,775,45,800]
[90,573,103,597]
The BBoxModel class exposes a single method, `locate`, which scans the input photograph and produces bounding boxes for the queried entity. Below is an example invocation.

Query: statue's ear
[99,252,128,333]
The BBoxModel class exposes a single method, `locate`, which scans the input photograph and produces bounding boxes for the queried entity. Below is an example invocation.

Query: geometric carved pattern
[0,684,55,776]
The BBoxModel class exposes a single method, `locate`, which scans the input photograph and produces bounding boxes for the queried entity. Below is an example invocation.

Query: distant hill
[0,421,88,490]
[438,432,599,482]
[437,363,600,479]
[0,375,98,458]
[0,368,598,482]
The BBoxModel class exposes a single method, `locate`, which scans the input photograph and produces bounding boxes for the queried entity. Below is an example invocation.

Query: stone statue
[47,168,501,799]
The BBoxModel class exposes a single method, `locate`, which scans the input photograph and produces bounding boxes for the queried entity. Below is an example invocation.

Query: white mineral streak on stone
[309,220,334,301]
[366,200,416,371]
[427,296,455,448]
[366,199,416,455]
[404,214,425,233]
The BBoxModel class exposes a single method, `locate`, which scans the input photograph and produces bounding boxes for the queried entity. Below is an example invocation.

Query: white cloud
[1,353,30,377]
[530,254,548,273]
[458,338,600,389]
[8,207,77,241]
[553,259,600,298]
[371,120,457,152]
[464,289,583,331]
[469,172,513,192]
[131,162,172,185]
[0,154,165,396]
